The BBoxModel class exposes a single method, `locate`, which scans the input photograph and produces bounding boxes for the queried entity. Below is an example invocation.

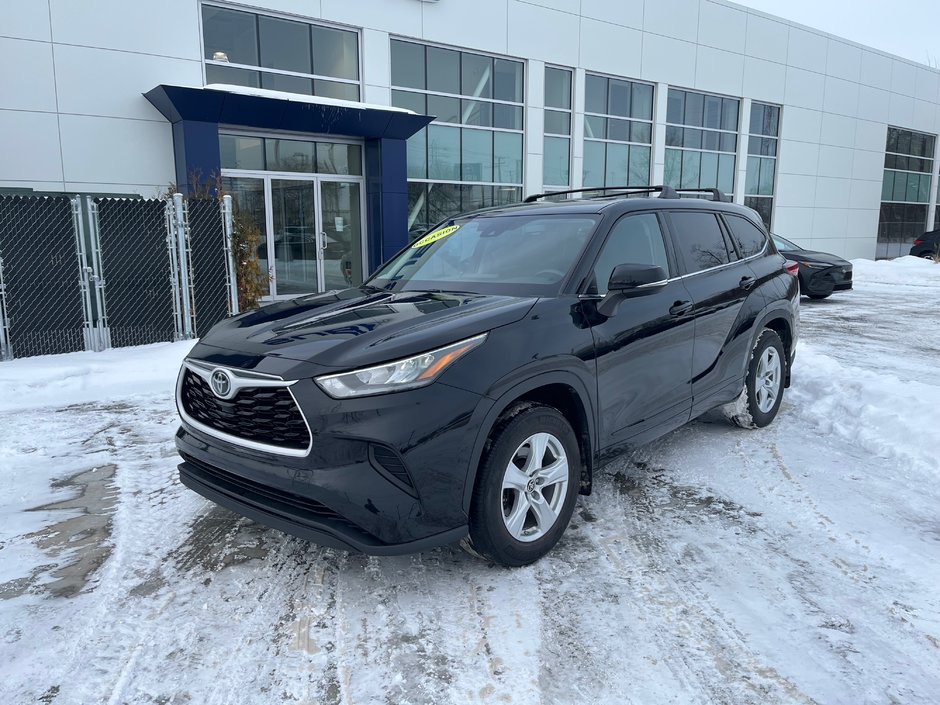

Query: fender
[460,364,597,513]
[751,299,798,387]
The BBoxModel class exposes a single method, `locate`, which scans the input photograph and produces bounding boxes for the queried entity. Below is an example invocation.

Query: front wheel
[466,405,580,566]
[729,329,786,429]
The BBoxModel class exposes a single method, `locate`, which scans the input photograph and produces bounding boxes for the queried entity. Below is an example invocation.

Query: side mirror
[597,263,668,317]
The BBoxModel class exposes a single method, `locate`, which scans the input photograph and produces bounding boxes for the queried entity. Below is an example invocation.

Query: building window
[744,102,780,229]
[877,127,936,258]
[664,89,738,195]
[582,74,653,188]
[544,67,572,188]
[390,40,524,239]
[219,134,363,175]
[201,5,360,100]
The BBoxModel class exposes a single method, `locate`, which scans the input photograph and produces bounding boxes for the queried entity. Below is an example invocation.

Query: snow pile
[790,342,940,477]
[850,255,940,285]
[0,341,194,412]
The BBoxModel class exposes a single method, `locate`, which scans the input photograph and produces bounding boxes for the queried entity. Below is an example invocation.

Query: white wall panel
[823,77,858,117]
[786,26,827,74]
[361,28,389,89]
[855,85,891,123]
[508,1,577,65]
[775,174,818,207]
[1,0,52,41]
[859,50,893,90]
[0,38,56,113]
[784,67,825,110]
[744,13,788,64]
[0,110,63,183]
[811,208,847,239]
[814,176,851,208]
[849,179,884,209]
[914,66,940,103]
[697,1,747,54]
[579,18,642,78]
[422,0,508,55]
[771,205,814,240]
[912,100,937,134]
[50,0,200,60]
[780,107,822,143]
[777,140,819,175]
[580,0,644,30]
[888,93,915,128]
[694,46,744,97]
[825,40,861,83]
[59,115,173,186]
[819,113,856,149]
[643,0,698,43]
[322,0,422,36]
[641,34,696,87]
[890,59,917,98]
[852,148,888,181]
[817,145,855,178]
[742,57,785,104]
[54,45,200,121]
[525,0,580,13]
[854,119,886,153]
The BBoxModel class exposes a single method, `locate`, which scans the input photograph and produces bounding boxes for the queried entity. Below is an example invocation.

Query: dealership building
[2,0,940,298]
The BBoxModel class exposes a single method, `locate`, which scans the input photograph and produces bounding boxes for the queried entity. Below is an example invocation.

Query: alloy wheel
[500,432,569,542]
[755,347,781,413]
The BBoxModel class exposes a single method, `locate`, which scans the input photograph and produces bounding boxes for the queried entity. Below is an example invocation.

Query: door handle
[739,275,756,291]
[319,231,327,252]
[669,300,693,316]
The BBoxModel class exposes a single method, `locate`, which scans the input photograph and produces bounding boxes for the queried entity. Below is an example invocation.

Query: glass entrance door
[223,174,365,299]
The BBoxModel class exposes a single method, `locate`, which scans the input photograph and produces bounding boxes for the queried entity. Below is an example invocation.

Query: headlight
[315,333,487,398]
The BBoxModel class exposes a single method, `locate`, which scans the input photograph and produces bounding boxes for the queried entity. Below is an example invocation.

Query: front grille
[180,369,311,451]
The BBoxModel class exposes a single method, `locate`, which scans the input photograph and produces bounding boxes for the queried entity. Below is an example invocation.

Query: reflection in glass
[544,136,570,186]
[203,7,258,65]
[222,176,270,297]
[320,181,363,291]
[312,26,359,80]
[271,180,319,295]
[259,16,310,73]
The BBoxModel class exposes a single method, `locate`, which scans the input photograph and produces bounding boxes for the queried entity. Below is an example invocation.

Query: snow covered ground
[1,257,939,705]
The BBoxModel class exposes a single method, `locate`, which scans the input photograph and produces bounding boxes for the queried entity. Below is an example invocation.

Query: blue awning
[144,84,431,140]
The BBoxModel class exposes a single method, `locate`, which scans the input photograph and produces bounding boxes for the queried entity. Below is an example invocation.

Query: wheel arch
[462,371,597,513]
[755,308,794,388]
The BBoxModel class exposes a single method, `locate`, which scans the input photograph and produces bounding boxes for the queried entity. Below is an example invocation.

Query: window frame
[544,64,574,189]
[199,2,363,99]
[721,213,770,261]
[664,210,741,277]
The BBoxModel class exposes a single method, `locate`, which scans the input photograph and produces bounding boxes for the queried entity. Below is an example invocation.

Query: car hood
[783,250,851,267]
[196,287,538,370]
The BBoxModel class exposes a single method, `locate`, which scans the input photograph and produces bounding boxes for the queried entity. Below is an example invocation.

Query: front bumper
[802,264,853,295]
[176,371,493,554]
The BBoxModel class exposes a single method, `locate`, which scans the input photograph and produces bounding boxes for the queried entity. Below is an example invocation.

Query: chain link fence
[0,195,89,359]
[0,193,236,361]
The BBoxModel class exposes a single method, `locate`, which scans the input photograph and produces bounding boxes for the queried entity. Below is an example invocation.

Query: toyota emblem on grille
[210,368,234,399]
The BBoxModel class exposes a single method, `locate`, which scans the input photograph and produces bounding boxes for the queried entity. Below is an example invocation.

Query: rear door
[665,210,758,412]
[584,212,695,448]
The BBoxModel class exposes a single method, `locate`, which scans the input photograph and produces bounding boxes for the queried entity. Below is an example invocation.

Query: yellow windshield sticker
[412,224,459,249]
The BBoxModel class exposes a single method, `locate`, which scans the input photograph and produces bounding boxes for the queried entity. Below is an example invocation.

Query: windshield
[368,214,600,295]
[772,234,800,251]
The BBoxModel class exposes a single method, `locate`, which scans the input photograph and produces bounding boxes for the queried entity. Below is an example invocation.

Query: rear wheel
[466,405,580,566]
[729,329,786,429]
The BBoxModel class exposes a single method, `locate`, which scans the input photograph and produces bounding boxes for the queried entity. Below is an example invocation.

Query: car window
[589,213,670,295]
[669,212,732,274]
[772,234,799,251]
[369,214,599,296]
[725,215,768,258]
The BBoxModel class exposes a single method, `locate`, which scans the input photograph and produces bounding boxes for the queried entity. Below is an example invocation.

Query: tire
[729,329,786,429]
[466,404,580,566]
[807,293,831,300]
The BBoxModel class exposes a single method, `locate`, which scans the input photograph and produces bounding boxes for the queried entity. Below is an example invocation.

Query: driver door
[584,212,696,448]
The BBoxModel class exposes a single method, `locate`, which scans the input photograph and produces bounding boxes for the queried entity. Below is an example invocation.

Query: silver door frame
[221,169,368,301]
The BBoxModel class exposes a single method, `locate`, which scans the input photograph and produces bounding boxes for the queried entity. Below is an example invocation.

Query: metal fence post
[172,193,195,339]
[165,201,184,340]
[0,253,10,361]
[72,196,99,352]
[83,197,111,350]
[221,194,239,315]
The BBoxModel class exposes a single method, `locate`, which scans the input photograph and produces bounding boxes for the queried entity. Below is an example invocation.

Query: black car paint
[774,237,853,297]
[911,229,940,258]
[177,198,799,555]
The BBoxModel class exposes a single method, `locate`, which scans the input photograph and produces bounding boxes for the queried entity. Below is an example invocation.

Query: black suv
[175,186,799,566]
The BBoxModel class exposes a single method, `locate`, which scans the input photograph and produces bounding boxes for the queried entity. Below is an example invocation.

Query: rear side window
[725,215,768,258]
[669,212,731,274]
[589,213,670,295]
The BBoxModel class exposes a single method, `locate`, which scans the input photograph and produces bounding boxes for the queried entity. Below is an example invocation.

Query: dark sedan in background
[772,235,853,300]
[910,230,940,259]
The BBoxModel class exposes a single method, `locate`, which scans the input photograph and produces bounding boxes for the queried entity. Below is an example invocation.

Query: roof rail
[524,185,680,203]
[674,187,732,202]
